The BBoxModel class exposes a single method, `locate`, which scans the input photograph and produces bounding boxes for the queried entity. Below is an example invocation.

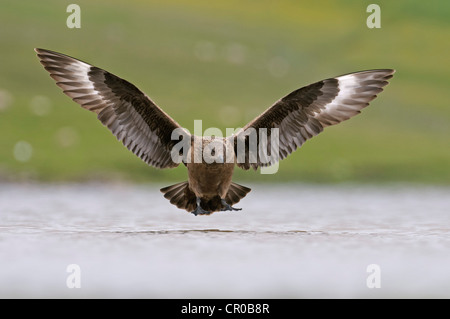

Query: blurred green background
[0,0,449,184]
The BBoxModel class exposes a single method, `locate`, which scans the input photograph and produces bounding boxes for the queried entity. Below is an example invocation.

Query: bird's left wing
[35,48,189,169]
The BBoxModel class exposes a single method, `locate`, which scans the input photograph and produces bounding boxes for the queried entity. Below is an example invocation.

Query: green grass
[0,0,449,184]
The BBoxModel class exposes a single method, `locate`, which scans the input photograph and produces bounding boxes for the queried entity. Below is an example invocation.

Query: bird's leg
[191,197,212,216]
[220,198,242,211]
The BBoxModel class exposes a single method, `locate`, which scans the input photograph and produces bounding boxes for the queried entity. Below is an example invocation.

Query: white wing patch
[314,71,388,128]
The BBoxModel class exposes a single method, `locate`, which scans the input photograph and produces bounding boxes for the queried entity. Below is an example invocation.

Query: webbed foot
[220,199,242,211]
[191,197,212,216]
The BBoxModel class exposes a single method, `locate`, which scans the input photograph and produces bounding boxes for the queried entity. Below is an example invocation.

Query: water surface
[0,182,449,298]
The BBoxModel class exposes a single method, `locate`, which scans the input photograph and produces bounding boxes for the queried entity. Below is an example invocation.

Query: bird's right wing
[35,48,190,169]
[231,69,395,170]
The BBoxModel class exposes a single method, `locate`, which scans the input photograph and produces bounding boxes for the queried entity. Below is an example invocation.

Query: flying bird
[35,48,394,215]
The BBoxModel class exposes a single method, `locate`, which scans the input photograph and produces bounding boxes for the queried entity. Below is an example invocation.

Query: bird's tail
[160,181,197,212]
[224,182,251,207]
[160,181,251,213]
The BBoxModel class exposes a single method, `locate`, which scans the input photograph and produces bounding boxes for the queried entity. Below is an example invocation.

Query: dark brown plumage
[35,48,394,215]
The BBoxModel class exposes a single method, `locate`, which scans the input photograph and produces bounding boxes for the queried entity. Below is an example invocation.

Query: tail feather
[161,182,187,199]
[160,181,251,213]
[160,181,196,212]
[225,182,251,206]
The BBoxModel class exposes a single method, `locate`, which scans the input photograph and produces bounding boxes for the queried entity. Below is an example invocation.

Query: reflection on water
[0,182,449,298]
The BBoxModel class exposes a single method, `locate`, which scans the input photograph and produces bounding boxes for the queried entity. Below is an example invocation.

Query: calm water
[0,182,449,298]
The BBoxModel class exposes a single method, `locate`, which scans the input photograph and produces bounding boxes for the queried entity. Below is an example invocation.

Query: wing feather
[232,69,395,170]
[35,48,189,169]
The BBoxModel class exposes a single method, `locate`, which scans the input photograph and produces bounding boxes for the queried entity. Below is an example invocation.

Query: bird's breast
[187,162,235,198]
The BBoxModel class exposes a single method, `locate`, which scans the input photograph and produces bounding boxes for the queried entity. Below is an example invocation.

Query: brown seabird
[35,48,394,215]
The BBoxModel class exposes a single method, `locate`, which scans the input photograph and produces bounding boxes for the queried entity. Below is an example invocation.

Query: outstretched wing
[231,69,395,170]
[35,48,189,169]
